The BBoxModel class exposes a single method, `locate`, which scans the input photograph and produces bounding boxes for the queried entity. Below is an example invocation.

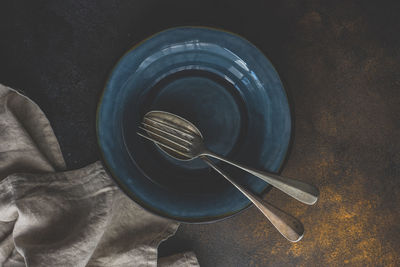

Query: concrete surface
[1,0,399,266]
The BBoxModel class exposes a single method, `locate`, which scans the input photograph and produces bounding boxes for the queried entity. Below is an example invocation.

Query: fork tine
[139,126,190,152]
[142,122,193,145]
[144,117,195,139]
[137,132,191,158]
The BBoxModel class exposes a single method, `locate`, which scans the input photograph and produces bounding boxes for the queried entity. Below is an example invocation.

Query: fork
[138,111,319,205]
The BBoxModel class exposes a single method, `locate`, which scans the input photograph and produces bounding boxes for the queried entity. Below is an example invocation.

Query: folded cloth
[0,84,199,267]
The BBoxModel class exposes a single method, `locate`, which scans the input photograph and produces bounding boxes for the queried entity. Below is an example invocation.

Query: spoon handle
[201,156,304,242]
[202,151,319,205]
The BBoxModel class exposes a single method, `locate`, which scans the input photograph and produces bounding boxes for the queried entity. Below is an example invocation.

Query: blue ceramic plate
[97,27,291,223]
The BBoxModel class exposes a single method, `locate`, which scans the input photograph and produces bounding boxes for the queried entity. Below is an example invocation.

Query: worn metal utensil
[201,156,304,242]
[138,110,319,205]
[138,111,304,242]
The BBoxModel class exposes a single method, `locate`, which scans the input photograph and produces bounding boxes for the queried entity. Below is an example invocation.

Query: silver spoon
[201,156,304,242]
[138,111,319,205]
[138,111,304,242]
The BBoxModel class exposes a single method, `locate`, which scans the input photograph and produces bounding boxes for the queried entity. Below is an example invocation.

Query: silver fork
[138,111,319,205]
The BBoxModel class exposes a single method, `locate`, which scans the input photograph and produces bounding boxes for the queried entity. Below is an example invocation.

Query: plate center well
[146,70,246,170]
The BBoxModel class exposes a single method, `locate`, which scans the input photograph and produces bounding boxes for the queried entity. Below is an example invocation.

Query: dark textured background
[1,0,399,266]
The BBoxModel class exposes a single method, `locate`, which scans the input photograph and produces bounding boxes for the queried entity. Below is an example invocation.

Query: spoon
[201,156,304,242]
[138,111,304,242]
[138,111,319,205]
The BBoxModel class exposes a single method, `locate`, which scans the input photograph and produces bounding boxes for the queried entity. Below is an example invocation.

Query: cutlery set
[138,110,319,242]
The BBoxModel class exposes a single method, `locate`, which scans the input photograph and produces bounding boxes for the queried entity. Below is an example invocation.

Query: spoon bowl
[140,111,204,161]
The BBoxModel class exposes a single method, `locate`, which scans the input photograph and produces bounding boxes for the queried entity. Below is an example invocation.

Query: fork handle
[202,151,319,205]
[201,156,304,242]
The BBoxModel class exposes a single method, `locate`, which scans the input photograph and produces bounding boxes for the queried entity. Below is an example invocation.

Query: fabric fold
[0,84,199,267]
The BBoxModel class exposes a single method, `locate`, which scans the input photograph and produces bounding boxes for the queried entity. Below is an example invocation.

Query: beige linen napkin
[0,84,199,267]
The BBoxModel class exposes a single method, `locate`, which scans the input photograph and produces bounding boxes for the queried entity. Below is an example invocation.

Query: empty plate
[96,27,291,222]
